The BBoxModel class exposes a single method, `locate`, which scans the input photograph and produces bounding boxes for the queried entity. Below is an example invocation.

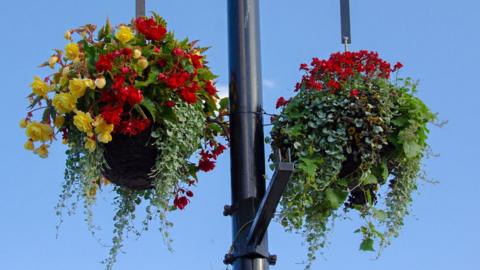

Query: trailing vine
[270,51,435,268]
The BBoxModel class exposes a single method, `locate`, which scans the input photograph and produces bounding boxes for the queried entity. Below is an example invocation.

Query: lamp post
[226,0,270,269]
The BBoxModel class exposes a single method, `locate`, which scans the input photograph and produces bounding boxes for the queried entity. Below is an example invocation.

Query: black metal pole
[227,0,269,269]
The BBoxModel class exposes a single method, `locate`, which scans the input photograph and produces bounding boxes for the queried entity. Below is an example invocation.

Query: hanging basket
[102,128,157,190]
[270,50,436,266]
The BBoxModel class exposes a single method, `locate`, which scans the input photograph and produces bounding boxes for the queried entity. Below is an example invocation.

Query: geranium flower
[173,195,189,210]
[198,157,215,172]
[276,96,289,108]
[135,17,167,41]
[179,87,197,104]
[96,54,114,72]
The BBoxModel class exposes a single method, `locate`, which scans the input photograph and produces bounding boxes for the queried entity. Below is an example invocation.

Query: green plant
[21,13,228,269]
[270,51,435,268]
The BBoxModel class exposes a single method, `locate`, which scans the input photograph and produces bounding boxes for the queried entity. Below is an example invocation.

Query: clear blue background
[1,0,478,269]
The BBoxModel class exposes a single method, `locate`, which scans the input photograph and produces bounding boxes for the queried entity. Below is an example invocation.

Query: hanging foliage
[270,50,435,268]
[20,13,228,269]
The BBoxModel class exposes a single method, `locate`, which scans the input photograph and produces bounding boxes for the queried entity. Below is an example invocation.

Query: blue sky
[1,0,479,269]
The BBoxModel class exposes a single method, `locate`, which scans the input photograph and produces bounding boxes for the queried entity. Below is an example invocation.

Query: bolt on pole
[227,0,269,269]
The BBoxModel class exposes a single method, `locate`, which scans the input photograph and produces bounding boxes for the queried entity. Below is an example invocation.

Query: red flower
[186,190,194,197]
[276,96,289,109]
[350,88,359,97]
[179,87,197,104]
[165,72,190,89]
[173,48,185,56]
[117,118,151,136]
[126,86,144,105]
[205,81,217,96]
[101,105,123,125]
[327,80,341,90]
[190,54,203,69]
[96,54,113,72]
[198,158,215,172]
[173,196,189,210]
[300,63,309,71]
[112,75,125,90]
[121,66,131,75]
[212,144,226,158]
[392,62,403,72]
[135,17,167,41]
[165,100,175,107]
[121,48,133,58]
[157,59,167,67]
[157,73,167,81]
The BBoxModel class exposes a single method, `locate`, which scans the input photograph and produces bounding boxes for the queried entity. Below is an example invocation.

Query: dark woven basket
[103,129,158,190]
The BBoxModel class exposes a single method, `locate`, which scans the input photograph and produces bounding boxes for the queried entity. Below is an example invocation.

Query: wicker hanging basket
[102,129,157,190]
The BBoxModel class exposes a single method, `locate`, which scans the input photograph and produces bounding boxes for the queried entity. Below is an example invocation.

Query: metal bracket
[223,150,294,265]
[246,150,294,246]
[340,0,351,45]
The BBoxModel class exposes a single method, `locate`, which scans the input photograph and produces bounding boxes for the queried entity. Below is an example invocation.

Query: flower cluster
[271,51,435,268]
[21,14,226,165]
[21,14,229,269]
[294,50,398,92]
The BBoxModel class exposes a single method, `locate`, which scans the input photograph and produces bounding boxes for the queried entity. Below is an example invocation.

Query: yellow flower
[54,116,65,128]
[34,144,49,158]
[30,76,50,98]
[73,111,93,133]
[95,77,106,89]
[115,25,134,43]
[24,140,34,151]
[48,56,58,68]
[19,119,28,128]
[53,93,77,114]
[62,138,68,144]
[93,116,114,143]
[133,49,142,59]
[25,121,53,142]
[65,43,79,60]
[84,79,95,89]
[97,132,113,144]
[84,137,97,152]
[87,185,97,198]
[69,78,87,98]
[138,57,149,70]
[64,30,72,40]
[101,177,111,186]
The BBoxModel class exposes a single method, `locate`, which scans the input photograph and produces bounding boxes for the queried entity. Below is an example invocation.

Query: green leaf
[325,188,348,209]
[285,124,303,137]
[135,67,161,88]
[209,123,222,133]
[219,97,229,111]
[298,157,318,179]
[141,97,158,122]
[360,171,377,185]
[81,40,97,73]
[371,160,388,183]
[359,238,375,251]
[372,209,387,222]
[403,140,422,158]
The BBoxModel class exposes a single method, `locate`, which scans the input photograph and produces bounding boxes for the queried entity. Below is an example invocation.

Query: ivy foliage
[270,51,435,268]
